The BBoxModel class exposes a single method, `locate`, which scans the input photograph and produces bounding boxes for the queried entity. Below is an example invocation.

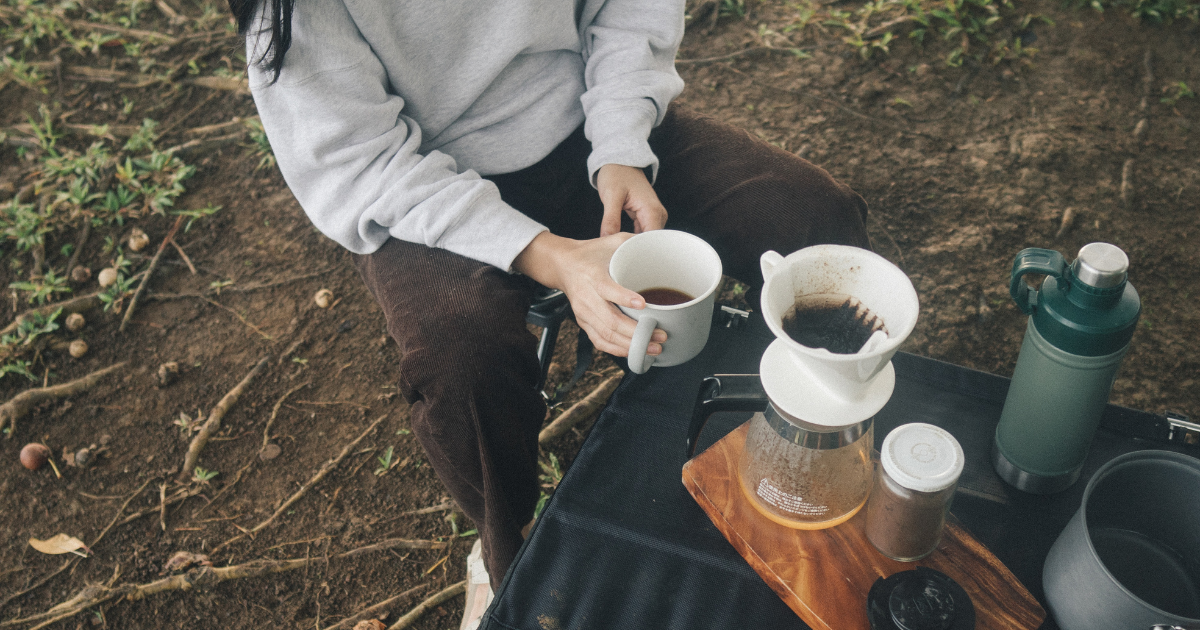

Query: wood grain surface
[682,422,1045,630]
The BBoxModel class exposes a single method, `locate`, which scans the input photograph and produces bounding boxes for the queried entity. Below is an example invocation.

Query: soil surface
[1,1,1196,629]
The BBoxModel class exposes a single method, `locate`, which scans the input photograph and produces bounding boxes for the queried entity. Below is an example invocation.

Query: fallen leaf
[29,534,89,557]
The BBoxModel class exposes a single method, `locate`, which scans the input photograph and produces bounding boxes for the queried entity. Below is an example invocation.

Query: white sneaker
[460,539,494,630]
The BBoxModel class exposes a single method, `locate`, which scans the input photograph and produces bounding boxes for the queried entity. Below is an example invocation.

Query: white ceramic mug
[608,230,722,374]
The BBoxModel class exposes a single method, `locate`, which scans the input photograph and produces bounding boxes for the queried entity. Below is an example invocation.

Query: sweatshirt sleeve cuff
[402,198,548,273]
[585,103,659,187]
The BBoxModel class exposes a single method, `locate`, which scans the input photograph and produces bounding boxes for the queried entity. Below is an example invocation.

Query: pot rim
[1077,449,1200,622]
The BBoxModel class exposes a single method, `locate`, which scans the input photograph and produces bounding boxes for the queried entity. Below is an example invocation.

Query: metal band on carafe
[764,403,870,450]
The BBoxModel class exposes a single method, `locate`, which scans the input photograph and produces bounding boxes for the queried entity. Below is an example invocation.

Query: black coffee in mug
[639,287,694,306]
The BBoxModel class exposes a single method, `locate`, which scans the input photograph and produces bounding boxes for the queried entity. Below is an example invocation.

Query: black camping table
[481,312,1197,630]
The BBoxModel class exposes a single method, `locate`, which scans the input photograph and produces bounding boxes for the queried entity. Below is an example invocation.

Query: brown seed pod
[128,227,150,252]
[71,266,92,283]
[69,339,88,359]
[65,312,86,332]
[20,443,51,471]
[314,289,334,309]
[98,267,118,288]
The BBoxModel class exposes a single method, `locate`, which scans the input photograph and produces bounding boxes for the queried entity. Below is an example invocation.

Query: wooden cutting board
[682,421,1045,630]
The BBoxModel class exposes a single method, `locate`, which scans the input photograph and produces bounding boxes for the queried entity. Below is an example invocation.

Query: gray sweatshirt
[247,0,685,271]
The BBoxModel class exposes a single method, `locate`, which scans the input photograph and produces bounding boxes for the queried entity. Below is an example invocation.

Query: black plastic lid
[867,567,975,630]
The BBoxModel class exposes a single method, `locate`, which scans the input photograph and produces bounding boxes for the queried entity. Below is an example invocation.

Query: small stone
[99,434,112,447]
[314,289,334,309]
[74,447,95,468]
[69,339,88,359]
[71,266,92,283]
[128,227,150,252]
[260,443,282,461]
[65,313,86,332]
[98,268,118,288]
[156,361,180,387]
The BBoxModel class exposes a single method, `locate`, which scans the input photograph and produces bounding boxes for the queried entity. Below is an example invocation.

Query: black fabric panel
[484,312,1198,630]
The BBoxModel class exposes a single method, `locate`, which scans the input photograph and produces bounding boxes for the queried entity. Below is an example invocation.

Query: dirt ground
[1,0,1196,628]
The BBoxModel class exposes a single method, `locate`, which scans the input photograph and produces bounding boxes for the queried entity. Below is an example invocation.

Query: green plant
[172,204,221,232]
[193,467,219,482]
[1,307,62,346]
[245,119,276,171]
[9,269,71,305]
[720,0,747,17]
[534,453,564,518]
[375,446,395,475]
[123,118,159,152]
[1161,81,1196,105]
[0,360,39,382]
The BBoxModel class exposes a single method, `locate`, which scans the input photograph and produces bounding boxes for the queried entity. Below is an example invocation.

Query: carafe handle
[1010,248,1066,315]
[688,374,768,459]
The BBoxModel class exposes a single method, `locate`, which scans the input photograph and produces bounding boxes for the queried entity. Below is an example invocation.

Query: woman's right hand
[512,231,666,358]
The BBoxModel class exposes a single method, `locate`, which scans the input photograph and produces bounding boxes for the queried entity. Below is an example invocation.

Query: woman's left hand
[597,163,668,237]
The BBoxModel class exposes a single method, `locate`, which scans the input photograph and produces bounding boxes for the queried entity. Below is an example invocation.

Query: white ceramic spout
[758,247,919,404]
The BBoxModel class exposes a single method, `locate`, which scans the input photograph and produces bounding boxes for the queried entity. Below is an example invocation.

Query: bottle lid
[1072,242,1128,289]
[881,423,964,493]
[867,567,975,630]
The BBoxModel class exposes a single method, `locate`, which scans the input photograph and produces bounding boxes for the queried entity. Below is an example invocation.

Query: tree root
[0,293,103,339]
[214,412,390,552]
[539,373,622,444]
[387,581,466,630]
[2,538,448,629]
[324,585,427,630]
[0,362,126,438]
[195,380,311,516]
[120,215,183,333]
[178,357,269,481]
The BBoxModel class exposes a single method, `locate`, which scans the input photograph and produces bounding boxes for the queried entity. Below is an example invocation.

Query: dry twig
[121,215,184,332]
[387,581,466,630]
[0,362,125,438]
[539,373,622,444]
[178,357,270,480]
[214,413,389,551]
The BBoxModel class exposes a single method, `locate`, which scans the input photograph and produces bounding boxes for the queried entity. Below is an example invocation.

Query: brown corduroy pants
[352,106,870,590]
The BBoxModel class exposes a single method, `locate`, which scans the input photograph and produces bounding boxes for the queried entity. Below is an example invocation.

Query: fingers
[600,192,624,237]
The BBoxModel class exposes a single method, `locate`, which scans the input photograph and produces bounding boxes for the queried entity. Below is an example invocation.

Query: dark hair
[228,0,294,83]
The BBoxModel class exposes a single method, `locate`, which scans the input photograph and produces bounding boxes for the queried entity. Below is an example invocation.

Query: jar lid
[881,423,964,493]
[867,567,975,630]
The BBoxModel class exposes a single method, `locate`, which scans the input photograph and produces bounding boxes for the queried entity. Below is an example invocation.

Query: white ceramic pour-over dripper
[759,246,919,422]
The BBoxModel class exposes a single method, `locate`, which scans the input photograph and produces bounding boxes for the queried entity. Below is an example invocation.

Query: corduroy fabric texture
[352,105,870,590]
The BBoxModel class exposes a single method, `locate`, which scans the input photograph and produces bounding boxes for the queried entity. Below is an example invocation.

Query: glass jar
[865,423,964,561]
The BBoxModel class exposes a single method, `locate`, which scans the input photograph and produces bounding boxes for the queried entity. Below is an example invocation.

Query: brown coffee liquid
[782,294,886,354]
[639,287,694,306]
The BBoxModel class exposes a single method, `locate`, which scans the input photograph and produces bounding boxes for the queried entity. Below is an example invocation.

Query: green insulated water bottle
[992,243,1141,494]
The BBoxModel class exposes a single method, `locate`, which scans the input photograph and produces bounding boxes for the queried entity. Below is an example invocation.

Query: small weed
[10,270,71,305]
[245,119,276,171]
[291,356,308,365]
[172,204,221,232]
[720,0,747,18]
[209,279,234,293]
[534,453,564,518]
[1,307,61,346]
[396,428,411,435]
[1161,81,1195,105]
[375,446,395,476]
[0,360,39,382]
[193,467,219,483]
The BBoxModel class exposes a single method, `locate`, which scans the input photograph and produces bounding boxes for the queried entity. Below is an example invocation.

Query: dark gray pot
[1043,450,1200,630]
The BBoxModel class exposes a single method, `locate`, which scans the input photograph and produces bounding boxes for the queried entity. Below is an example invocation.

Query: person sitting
[233,0,870,627]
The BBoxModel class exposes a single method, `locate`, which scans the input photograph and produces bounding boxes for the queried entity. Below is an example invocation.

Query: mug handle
[627,315,658,375]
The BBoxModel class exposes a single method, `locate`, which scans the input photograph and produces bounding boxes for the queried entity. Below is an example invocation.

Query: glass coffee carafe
[738,405,874,529]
